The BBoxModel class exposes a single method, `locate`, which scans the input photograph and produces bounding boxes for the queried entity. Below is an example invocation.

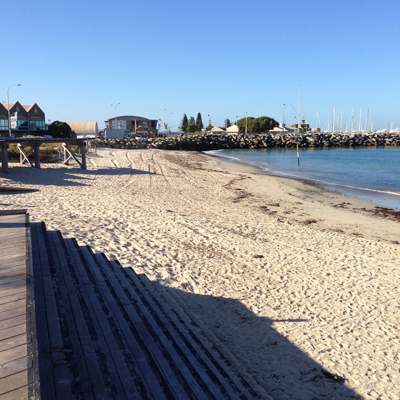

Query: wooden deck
[0,211,270,399]
[0,210,39,399]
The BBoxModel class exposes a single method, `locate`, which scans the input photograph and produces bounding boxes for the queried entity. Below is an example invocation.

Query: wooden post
[297,143,300,166]
[1,142,8,173]
[64,145,68,165]
[34,142,41,169]
[81,142,86,170]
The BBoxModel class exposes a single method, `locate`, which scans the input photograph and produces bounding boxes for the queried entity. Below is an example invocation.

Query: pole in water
[297,144,300,166]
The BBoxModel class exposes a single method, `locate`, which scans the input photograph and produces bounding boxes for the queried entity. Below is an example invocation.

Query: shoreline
[201,151,400,243]
[1,148,400,398]
[203,148,400,211]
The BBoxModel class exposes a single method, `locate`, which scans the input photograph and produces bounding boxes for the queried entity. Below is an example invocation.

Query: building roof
[225,125,239,133]
[106,115,153,122]
[66,122,98,135]
[210,127,225,132]
[2,103,43,113]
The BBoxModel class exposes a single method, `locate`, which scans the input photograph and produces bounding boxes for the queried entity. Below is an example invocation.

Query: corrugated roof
[106,116,153,122]
[66,122,98,135]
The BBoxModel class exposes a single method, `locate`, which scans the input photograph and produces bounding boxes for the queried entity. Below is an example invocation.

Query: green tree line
[237,116,278,133]
[179,113,204,133]
[179,113,278,134]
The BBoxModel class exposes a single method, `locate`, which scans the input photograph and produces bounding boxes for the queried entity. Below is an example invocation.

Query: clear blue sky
[2,0,399,131]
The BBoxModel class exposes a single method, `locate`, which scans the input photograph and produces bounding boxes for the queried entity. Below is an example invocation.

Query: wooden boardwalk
[0,211,270,399]
[0,210,39,399]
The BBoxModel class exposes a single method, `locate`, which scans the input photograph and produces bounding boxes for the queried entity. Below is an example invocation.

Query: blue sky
[2,0,399,131]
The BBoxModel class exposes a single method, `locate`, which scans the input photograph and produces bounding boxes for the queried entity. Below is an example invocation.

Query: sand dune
[1,148,399,399]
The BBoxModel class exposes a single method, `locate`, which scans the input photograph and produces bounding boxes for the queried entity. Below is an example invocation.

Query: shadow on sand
[154,282,362,399]
[0,166,155,187]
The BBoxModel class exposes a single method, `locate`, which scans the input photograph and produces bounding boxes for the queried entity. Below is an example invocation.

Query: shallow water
[205,147,400,210]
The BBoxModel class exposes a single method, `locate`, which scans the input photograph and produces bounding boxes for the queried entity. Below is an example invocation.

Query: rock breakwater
[94,132,400,151]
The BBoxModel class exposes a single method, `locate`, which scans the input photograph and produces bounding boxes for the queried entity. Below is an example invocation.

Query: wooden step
[30,221,270,399]
[119,263,269,399]
[80,243,214,399]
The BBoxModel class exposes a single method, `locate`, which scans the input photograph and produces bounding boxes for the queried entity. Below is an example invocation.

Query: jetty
[0,209,270,399]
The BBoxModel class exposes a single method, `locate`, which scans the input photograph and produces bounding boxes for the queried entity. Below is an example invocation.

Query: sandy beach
[1,147,400,399]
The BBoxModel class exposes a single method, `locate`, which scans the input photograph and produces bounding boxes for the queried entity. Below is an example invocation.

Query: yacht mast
[298,85,301,134]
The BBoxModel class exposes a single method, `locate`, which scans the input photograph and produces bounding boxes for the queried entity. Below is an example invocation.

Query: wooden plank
[34,143,40,169]
[76,245,169,399]
[0,315,26,331]
[0,334,30,353]
[33,223,77,400]
[0,371,28,396]
[45,230,102,399]
[0,287,26,300]
[0,301,25,315]
[137,273,264,399]
[1,143,8,174]
[24,211,40,400]
[0,254,26,263]
[62,236,130,399]
[0,357,32,379]
[0,324,26,342]
[0,344,28,364]
[89,251,207,399]
[110,260,240,400]
[0,267,25,278]
[0,293,25,306]
[0,275,25,287]
[0,210,27,217]
[0,385,28,400]
[29,222,56,400]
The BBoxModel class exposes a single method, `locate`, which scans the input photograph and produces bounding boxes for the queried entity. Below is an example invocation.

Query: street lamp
[7,84,21,137]
[110,102,120,129]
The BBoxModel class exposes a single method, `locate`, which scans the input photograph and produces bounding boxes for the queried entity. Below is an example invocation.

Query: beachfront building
[209,127,226,135]
[0,101,46,137]
[66,122,99,138]
[225,125,239,134]
[105,115,158,136]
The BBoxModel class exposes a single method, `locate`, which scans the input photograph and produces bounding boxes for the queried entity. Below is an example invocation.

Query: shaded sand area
[1,148,400,399]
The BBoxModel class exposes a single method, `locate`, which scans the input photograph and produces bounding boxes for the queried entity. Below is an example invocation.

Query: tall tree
[48,121,71,138]
[224,119,232,128]
[179,114,188,133]
[196,113,204,131]
[188,116,196,133]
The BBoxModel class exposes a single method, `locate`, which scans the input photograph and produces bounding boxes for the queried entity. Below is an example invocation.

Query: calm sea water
[205,147,400,210]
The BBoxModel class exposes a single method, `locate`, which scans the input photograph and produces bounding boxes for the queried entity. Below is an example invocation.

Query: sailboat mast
[333,107,336,133]
[298,85,301,134]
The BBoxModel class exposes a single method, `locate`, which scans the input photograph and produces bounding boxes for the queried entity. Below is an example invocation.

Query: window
[18,120,28,129]
[0,119,8,130]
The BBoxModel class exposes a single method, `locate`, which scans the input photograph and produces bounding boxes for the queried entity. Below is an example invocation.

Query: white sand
[1,148,400,399]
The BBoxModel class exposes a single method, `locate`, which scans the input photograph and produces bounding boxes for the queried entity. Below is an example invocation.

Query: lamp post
[110,102,120,129]
[7,84,21,138]
[282,104,285,128]
[166,113,173,136]
[245,112,248,135]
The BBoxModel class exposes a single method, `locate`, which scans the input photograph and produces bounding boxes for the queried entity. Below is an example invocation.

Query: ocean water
[205,147,400,210]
